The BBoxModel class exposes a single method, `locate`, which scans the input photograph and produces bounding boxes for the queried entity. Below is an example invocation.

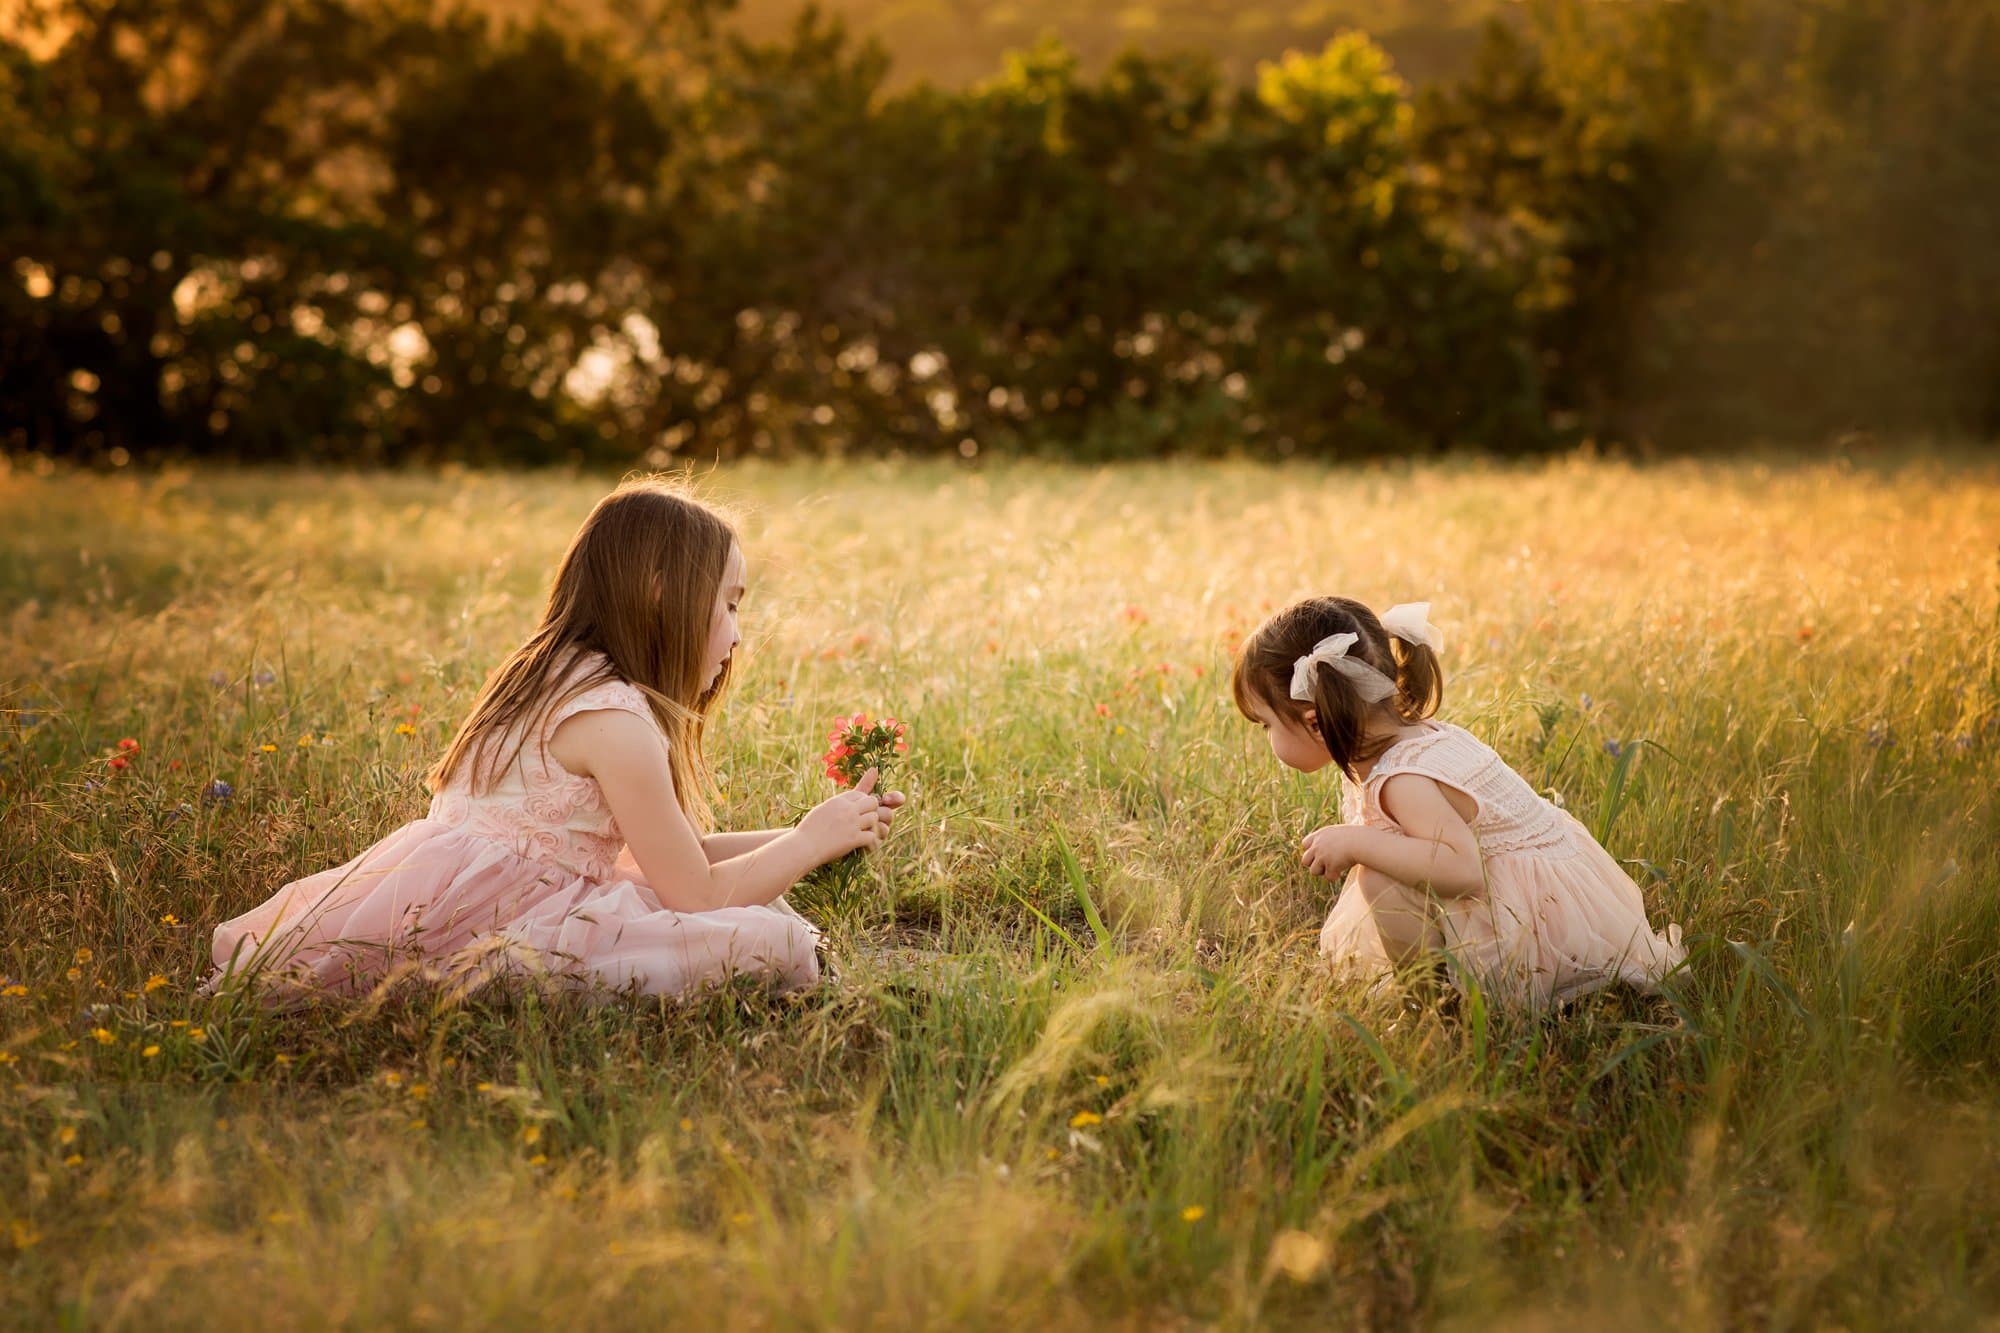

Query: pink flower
[821,710,910,788]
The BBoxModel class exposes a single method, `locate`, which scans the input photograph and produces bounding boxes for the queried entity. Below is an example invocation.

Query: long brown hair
[428,478,738,828]
[1230,596,1443,777]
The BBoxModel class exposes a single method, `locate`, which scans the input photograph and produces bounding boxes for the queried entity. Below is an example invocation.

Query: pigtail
[1310,663,1368,773]
[1389,638,1443,722]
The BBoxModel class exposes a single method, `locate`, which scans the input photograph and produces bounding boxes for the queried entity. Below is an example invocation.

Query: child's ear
[1301,708,1317,730]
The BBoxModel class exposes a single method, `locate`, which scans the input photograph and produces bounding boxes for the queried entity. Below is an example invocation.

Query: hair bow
[1289,633,1397,704]
[1378,602,1440,650]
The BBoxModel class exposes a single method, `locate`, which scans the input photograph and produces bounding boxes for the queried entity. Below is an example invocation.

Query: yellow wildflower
[160,913,180,925]
[188,1027,206,1042]
[142,1045,161,1058]
[1,984,26,998]
[74,948,93,964]
[0,1052,17,1065]
[56,1126,76,1145]
[381,1071,403,1088]
[90,1027,115,1045]
[1068,1110,1103,1129]
[1094,1075,1109,1087]
[143,974,168,993]
[1181,1205,1206,1223]
[527,1154,549,1167]
[521,1124,542,1145]
[395,723,417,736]
[408,1083,429,1100]
[258,744,278,753]
[65,967,80,982]
[678,1117,693,1132]
[62,1154,83,1168]
[297,735,314,748]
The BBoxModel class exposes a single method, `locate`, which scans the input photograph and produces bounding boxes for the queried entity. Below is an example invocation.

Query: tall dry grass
[2,451,1997,1328]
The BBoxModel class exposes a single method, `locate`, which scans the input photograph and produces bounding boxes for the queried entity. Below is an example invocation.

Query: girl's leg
[1352,867,1442,964]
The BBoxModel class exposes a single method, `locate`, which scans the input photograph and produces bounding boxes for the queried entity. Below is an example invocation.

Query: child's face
[705,542,746,690]
[1248,697,1332,773]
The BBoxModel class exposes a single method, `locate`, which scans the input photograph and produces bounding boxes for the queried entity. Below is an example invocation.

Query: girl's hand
[1302,824,1359,881]
[799,767,888,861]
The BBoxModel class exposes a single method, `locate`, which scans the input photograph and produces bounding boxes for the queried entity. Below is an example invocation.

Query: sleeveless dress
[1320,721,1686,1008]
[209,653,819,999]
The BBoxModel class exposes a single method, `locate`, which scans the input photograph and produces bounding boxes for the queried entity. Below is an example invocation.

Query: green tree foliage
[0,0,691,462]
[1417,0,2000,441]
[2,0,1995,462]
[725,0,1509,89]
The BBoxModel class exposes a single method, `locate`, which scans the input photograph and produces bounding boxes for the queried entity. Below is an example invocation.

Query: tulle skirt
[209,819,819,1001]
[1320,812,1686,1009]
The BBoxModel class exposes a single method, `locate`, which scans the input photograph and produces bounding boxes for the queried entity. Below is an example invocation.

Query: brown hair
[428,477,738,828]
[1230,596,1443,777]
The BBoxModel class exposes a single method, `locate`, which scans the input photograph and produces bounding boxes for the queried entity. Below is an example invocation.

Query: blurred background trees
[3,0,1995,463]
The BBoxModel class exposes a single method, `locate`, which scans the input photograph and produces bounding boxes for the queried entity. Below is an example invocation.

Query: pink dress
[210,655,819,999]
[1321,721,1686,1008]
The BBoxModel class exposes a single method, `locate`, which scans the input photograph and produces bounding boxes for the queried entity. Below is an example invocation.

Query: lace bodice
[1345,721,1576,858]
[425,653,658,881]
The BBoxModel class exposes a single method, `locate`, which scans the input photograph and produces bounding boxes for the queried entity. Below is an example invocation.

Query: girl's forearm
[699,829,790,863]
[621,831,826,912]
[1349,827,1485,897]
[697,831,827,911]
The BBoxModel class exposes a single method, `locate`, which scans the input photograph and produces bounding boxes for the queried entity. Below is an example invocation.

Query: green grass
[3,452,1998,1328]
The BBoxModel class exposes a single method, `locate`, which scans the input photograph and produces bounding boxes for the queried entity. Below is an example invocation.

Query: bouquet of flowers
[804,711,909,915]
[822,712,908,789]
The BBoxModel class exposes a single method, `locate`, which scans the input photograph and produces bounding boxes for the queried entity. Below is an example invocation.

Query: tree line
[3,0,1995,464]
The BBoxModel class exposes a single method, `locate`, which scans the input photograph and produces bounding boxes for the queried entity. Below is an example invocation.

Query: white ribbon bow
[1378,602,1440,650]
[1289,633,1397,703]
[1287,604,1440,704]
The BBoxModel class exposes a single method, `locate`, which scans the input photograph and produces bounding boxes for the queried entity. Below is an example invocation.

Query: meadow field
[2,452,1998,1329]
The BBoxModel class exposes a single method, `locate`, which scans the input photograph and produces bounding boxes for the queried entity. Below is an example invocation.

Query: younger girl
[212,479,902,999]
[1233,597,1683,1009]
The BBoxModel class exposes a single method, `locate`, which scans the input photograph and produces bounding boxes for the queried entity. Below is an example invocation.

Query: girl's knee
[1354,865,1416,907]
[1352,867,1436,959]
[775,918,821,989]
